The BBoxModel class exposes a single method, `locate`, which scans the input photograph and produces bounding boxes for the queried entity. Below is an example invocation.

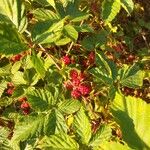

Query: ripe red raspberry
[78,84,91,96]
[70,69,78,79]
[21,102,30,109]
[71,89,81,99]
[18,97,27,102]
[72,79,81,86]
[64,81,73,90]
[62,55,71,65]
[6,88,14,95]
[10,54,22,62]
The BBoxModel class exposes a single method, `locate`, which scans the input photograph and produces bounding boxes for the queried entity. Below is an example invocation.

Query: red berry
[22,109,30,115]
[62,55,71,65]
[70,69,78,79]
[72,78,81,86]
[21,102,30,109]
[10,54,22,62]
[71,89,81,99]
[18,97,27,102]
[127,54,135,62]
[78,84,91,96]
[6,89,14,95]
[64,81,73,90]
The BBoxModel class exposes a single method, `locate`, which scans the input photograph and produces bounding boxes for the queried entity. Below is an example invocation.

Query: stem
[67,20,84,54]
[142,34,150,50]
[38,44,61,70]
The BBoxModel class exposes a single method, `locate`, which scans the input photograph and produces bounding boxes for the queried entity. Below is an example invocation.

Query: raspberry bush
[0,0,150,149]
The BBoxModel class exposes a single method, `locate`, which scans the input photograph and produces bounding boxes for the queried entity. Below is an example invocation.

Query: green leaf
[89,125,112,147]
[74,24,94,33]
[0,81,7,98]
[120,64,144,88]
[37,133,79,150]
[33,8,59,21]
[27,89,56,112]
[112,93,150,149]
[0,14,27,55]
[70,13,89,22]
[44,110,57,135]
[73,107,91,145]
[55,109,68,134]
[11,61,21,74]
[102,0,121,23]
[12,71,27,85]
[12,86,24,98]
[32,19,64,44]
[55,36,71,45]
[81,31,107,50]
[31,53,46,79]
[58,99,81,114]
[11,113,56,146]
[23,68,39,86]
[64,25,78,41]
[0,64,11,76]
[34,0,55,8]
[0,127,13,150]
[0,0,27,33]
[99,141,131,150]
[65,0,89,22]
[121,0,134,14]
[90,51,117,85]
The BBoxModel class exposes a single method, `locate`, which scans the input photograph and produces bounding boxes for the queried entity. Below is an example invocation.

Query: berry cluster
[64,69,91,99]
[18,97,30,115]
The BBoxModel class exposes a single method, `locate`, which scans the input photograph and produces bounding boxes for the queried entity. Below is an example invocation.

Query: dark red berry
[78,72,86,81]
[22,109,30,115]
[71,89,81,99]
[88,51,95,64]
[122,87,134,96]
[62,55,71,65]
[64,81,73,90]
[70,69,78,79]
[78,84,91,96]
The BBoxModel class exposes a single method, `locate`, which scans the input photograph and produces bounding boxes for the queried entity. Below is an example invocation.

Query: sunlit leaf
[112,93,150,149]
